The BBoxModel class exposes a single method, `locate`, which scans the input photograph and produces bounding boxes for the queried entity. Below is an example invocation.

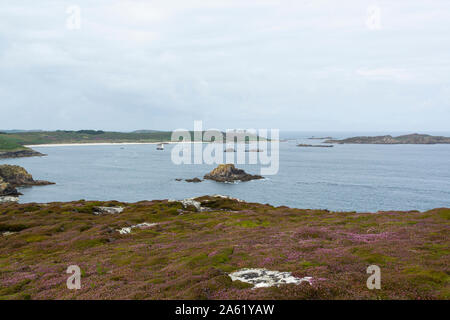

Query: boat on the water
[156,143,164,150]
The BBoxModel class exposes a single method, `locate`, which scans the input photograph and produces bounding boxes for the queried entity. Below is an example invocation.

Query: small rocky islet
[178,164,264,183]
[204,164,263,183]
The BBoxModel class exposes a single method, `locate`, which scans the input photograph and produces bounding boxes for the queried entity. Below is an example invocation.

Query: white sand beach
[24,141,208,147]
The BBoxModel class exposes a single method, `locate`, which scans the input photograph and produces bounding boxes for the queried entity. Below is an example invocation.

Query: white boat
[156,143,164,150]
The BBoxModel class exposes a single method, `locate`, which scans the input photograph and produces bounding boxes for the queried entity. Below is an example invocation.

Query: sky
[0,0,449,132]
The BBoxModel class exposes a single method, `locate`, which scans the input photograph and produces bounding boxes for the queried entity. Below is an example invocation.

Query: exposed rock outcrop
[0,165,54,187]
[325,133,450,144]
[0,177,20,196]
[93,206,124,215]
[204,164,263,183]
[117,222,157,234]
[185,178,202,183]
[0,165,54,197]
[0,195,19,203]
[229,268,312,288]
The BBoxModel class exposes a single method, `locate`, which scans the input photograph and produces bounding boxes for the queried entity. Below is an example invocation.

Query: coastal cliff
[0,165,54,198]
[325,133,450,144]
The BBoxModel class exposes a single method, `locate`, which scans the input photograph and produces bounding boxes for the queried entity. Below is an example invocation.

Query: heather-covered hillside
[0,196,448,300]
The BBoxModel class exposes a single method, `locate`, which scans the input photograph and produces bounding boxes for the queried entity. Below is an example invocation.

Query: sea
[1,131,449,212]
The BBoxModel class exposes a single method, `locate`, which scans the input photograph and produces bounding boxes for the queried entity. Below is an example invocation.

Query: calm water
[1,132,449,212]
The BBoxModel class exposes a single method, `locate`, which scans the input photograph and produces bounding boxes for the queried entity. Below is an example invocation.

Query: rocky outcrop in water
[204,164,263,183]
[0,165,54,198]
[325,134,450,144]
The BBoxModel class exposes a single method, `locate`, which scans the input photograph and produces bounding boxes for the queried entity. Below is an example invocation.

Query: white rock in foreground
[180,198,202,211]
[229,268,312,288]
[94,206,124,215]
[117,222,157,234]
[211,194,244,202]
[168,198,205,212]
[0,196,19,203]
[2,231,17,236]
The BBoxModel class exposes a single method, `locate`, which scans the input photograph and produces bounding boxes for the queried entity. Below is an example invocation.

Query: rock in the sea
[229,268,312,289]
[93,206,124,215]
[185,178,202,183]
[204,164,263,183]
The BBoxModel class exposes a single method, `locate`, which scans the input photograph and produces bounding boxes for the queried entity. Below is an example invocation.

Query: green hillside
[0,134,28,151]
[0,130,264,152]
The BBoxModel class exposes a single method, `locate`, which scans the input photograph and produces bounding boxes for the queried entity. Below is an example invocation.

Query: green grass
[0,135,28,151]
[0,130,265,152]
[0,197,448,300]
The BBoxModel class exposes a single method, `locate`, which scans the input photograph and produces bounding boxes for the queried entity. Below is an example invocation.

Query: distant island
[325,133,450,145]
[0,130,264,158]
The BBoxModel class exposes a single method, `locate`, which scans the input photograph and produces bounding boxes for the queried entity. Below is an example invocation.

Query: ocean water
[1,132,449,212]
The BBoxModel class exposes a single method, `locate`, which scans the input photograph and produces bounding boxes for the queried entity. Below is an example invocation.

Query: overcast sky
[1,0,449,131]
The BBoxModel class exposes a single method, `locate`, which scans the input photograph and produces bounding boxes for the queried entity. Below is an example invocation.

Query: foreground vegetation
[0,196,448,300]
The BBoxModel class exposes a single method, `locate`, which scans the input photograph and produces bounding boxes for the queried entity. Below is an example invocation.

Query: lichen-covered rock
[117,222,157,234]
[0,165,54,197]
[204,164,263,183]
[93,206,124,215]
[0,177,20,196]
[0,195,19,203]
[0,165,54,187]
[229,268,312,288]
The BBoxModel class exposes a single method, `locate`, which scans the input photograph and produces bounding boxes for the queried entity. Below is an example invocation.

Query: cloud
[356,68,413,82]
[0,0,449,131]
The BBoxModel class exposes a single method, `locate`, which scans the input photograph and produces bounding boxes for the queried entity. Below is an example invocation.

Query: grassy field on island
[0,130,265,152]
